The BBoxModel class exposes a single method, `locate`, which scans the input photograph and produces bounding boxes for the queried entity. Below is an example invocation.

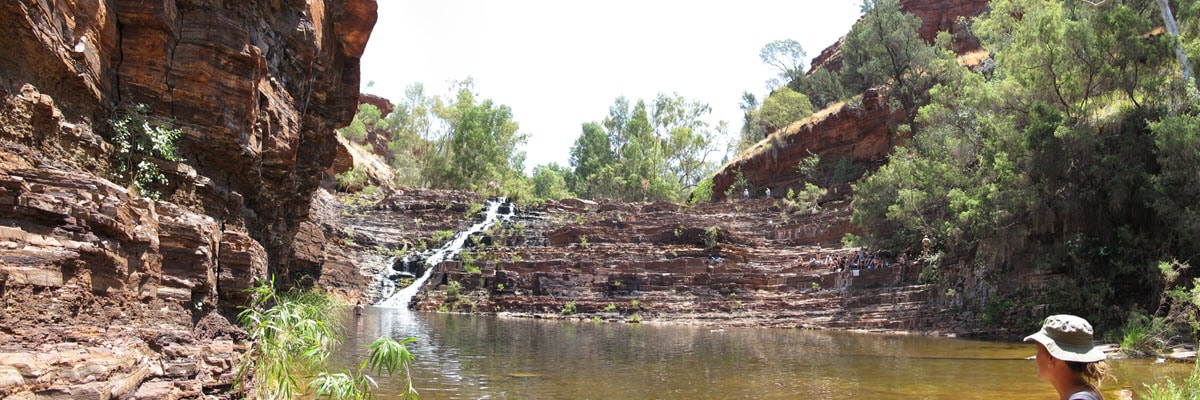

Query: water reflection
[335,307,1191,399]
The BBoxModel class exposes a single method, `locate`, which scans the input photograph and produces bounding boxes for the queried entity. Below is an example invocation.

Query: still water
[335,307,1191,399]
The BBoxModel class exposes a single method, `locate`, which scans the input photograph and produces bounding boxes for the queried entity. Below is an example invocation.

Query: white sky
[359,1,863,172]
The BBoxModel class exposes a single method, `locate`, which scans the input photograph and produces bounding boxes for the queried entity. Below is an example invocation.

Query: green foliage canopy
[757,87,814,132]
[430,80,528,195]
[569,94,725,202]
[841,0,945,127]
[108,103,184,200]
[849,0,1196,325]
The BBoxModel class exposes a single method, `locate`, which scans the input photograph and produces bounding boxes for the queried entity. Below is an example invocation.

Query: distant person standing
[743,188,749,201]
[353,300,364,316]
[765,187,771,199]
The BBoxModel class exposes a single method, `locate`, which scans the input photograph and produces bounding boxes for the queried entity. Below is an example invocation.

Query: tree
[652,93,726,196]
[385,83,440,187]
[841,0,941,128]
[530,163,575,200]
[760,39,808,85]
[431,79,528,194]
[802,67,847,111]
[1150,114,1200,259]
[568,122,615,197]
[757,87,814,132]
[851,0,1193,328]
[736,91,764,153]
[569,94,726,202]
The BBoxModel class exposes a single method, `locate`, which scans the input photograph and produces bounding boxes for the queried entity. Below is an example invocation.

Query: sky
[359,1,864,172]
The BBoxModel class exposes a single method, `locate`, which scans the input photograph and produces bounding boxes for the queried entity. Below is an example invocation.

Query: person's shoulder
[1067,391,1101,400]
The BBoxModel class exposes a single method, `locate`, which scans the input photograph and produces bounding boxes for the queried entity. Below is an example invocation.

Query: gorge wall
[0,0,376,397]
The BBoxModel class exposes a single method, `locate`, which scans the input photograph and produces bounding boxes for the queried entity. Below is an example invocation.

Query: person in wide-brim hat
[1025,314,1110,400]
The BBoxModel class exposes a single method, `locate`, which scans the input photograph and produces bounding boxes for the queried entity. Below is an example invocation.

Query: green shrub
[467,202,484,217]
[334,166,368,191]
[1142,365,1200,400]
[723,168,754,200]
[688,178,714,205]
[1118,311,1168,357]
[310,336,419,399]
[432,230,454,244]
[561,301,577,315]
[236,278,417,399]
[108,103,184,200]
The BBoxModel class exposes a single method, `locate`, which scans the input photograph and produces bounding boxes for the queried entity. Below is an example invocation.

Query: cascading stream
[376,198,514,309]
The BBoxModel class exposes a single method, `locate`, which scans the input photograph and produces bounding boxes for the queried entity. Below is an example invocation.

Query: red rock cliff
[2,0,377,279]
[713,90,903,203]
[0,0,377,397]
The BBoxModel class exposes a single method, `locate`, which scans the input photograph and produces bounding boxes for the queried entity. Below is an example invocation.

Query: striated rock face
[110,0,378,281]
[0,160,253,398]
[1,0,378,280]
[311,188,486,299]
[0,0,377,397]
[324,189,954,333]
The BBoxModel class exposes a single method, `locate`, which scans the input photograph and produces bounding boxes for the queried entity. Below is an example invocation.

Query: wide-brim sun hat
[1024,314,1106,363]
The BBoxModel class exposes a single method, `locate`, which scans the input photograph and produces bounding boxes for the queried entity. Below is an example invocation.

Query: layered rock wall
[339,192,953,332]
[2,0,377,280]
[0,0,377,397]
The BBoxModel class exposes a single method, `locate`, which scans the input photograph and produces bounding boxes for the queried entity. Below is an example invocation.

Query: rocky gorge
[1,0,376,397]
[0,0,1022,398]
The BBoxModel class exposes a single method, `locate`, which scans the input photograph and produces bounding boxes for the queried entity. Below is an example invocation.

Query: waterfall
[376,198,514,309]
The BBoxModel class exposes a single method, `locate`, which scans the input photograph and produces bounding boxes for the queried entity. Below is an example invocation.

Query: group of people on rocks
[805,248,910,272]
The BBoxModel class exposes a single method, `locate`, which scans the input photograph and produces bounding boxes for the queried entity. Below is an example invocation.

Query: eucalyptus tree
[570,94,725,202]
[385,83,440,187]
[652,93,726,198]
[760,39,808,86]
[430,79,528,195]
[568,122,616,197]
